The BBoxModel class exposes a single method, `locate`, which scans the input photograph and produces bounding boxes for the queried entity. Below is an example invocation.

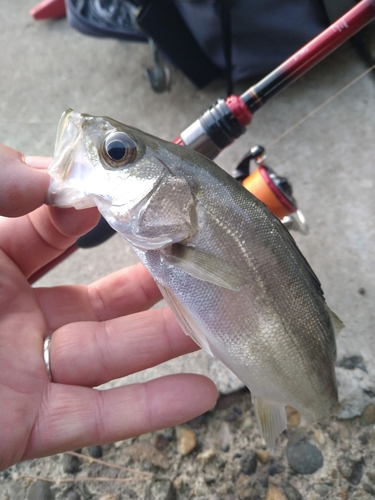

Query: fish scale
[48,109,342,449]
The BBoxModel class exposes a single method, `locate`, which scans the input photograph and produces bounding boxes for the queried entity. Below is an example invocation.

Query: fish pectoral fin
[164,244,248,291]
[253,397,287,451]
[157,284,214,357]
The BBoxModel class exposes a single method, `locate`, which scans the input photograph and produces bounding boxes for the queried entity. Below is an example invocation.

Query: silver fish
[48,109,343,449]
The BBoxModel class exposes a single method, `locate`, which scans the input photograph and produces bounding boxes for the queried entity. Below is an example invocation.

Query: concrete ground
[1,2,375,399]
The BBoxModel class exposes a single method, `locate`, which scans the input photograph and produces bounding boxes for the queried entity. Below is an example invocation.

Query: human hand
[0,144,217,471]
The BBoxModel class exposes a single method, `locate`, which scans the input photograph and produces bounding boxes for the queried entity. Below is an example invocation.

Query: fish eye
[101,131,136,168]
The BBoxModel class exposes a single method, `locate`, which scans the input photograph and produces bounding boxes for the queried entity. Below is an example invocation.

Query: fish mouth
[47,109,97,209]
[52,109,83,181]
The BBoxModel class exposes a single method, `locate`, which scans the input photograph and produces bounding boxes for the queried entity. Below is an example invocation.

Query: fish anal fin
[254,397,287,451]
[164,244,248,291]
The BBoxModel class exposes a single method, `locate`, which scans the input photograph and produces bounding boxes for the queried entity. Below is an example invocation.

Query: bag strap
[217,0,234,96]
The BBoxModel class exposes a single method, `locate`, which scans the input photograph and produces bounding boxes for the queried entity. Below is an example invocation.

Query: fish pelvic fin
[254,397,287,452]
[327,306,345,336]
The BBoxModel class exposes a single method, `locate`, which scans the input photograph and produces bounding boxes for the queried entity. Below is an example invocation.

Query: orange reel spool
[242,165,296,219]
[234,146,308,234]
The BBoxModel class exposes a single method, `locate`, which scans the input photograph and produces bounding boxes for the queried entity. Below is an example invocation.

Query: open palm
[0,146,217,470]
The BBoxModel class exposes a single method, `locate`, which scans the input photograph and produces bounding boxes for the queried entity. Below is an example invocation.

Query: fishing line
[266,63,375,149]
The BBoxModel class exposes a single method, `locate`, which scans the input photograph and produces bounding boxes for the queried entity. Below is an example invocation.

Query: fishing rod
[174,0,375,159]
[28,0,375,284]
[171,0,375,232]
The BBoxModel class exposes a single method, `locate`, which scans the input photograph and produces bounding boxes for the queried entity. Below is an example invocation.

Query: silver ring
[43,335,53,382]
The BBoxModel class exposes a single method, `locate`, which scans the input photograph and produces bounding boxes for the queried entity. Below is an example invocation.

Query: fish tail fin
[254,397,287,451]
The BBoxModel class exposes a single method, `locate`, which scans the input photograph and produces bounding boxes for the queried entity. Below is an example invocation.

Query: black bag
[65,0,354,91]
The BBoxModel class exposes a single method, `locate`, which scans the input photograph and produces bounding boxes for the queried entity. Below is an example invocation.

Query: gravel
[2,388,375,499]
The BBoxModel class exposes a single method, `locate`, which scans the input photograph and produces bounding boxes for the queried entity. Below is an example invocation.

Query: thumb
[0,144,50,217]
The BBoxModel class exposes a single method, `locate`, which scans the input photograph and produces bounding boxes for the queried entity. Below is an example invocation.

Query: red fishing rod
[171,0,375,228]
[29,0,375,284]
[174,0,375,159]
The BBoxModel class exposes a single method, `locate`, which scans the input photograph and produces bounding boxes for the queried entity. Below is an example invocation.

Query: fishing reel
[234,146,308,234]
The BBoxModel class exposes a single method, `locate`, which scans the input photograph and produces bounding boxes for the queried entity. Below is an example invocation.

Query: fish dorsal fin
[253,396,287,451]
[157,283,214,357]
[163,244,248,291]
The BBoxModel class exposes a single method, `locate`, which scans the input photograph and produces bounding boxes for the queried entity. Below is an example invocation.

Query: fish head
[48,109,165,209]
[48,110,197,249]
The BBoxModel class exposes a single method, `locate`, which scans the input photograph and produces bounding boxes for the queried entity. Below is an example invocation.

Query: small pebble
[256,449,270,464]
[286,407,301,428]
[363,483,375,496]
[282,481,303,500]
[62,453,81,474]
[242,416,253,429]
[358,431,369,445]
[337,455,364,485]
[99,495,118,500]
[217,421,232,452]
[358,287,366,295]
[240,449,257,475]
[314,429,326,446]
[269,459,285,476]
[266,483,287,500]
[286,441,324,474]
[313,483,330,496]
[197,449,216,465]
[362,404,375,425]
[154,434,169,450]
[27,480,53,500]
[173,476,184,490]
[176,426,197,455]
[86,445,103,458]
[368,471,375,484]
[204,475,216,485]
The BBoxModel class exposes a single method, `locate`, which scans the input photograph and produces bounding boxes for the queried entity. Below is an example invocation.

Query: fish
[48,109,343,449]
